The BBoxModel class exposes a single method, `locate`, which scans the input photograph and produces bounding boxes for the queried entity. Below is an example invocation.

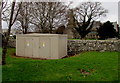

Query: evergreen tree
[97,21,117,39]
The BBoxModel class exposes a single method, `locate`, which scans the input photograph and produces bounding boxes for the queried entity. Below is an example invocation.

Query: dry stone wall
[8,39,16,48]
[8,39,120,55]
[68,40,120,55]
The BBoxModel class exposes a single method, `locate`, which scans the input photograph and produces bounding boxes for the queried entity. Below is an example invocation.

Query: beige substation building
[16,34,67,59]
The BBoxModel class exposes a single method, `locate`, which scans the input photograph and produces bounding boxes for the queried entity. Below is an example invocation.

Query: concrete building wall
[16,34,67,59]
[58,36,67,58]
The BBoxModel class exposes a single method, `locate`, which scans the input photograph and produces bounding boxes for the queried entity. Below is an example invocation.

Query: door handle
[39,46,41,48]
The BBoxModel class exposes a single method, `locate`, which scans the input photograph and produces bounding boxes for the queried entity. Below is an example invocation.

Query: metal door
[33,37,39,58]
[39,37,51,58]
[25,37,33,57]
[17,37,25,56]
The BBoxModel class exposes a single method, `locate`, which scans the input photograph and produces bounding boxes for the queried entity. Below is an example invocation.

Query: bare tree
[47,2,67,33]
[16,2,31,34]
[0,0,2,33]
[73,2,108,38]
[29,2,68,33]
[29,2,48,33]
[14,2,69,33]
[0,0,9,33]
[2,0,21,65]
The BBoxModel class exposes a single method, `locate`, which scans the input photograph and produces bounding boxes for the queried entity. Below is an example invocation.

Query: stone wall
[8,39,120,55]
[68,40,120,55]
[8,39,16,48]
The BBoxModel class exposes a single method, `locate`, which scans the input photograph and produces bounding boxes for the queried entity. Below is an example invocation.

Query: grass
[68,39,98,40]
[68,39,81,40]
[0,48,2,82]
[2,48,119,82]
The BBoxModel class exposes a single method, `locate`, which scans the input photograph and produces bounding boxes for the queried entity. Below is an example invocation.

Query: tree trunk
[2,1,16,65]
[2,37,9,65]
[22,26,28,34]
[24,3,28,34]
[78,31,87,39]
[24,27,28,34]
[49,26,52,33]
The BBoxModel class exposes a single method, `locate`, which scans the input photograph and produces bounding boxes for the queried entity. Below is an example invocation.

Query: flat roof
[17,33,67,37]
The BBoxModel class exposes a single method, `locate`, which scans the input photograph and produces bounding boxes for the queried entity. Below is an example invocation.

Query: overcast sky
[2,0,120,29]
[70,0,119,23]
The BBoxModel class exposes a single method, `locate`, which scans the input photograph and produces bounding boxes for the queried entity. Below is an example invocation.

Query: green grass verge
[2,48,119,81]
[68,39,81,40]
[68,39,98,40]
[0,65,1,82]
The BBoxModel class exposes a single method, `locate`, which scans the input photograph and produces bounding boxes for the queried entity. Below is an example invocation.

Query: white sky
[70,0,119,23]
[2,0,120,28]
